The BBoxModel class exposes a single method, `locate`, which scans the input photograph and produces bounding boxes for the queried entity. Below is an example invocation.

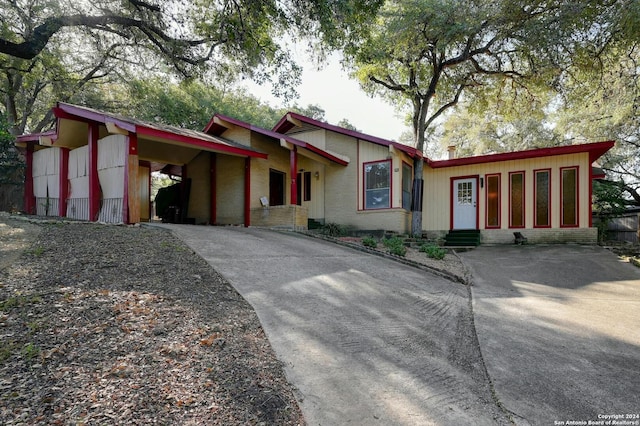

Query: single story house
[16,102,614,244]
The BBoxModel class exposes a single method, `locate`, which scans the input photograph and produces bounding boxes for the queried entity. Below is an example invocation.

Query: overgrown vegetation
[382,236,407,257]
[320,222,347,237]
[361,236,377,248]
[420,244,446,260]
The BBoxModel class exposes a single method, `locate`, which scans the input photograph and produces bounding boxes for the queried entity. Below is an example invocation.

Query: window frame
[485,173,501,229]
[534,168,551,228]
[363,159,392,210]
[509,171,525,229]
[560,166,579,227]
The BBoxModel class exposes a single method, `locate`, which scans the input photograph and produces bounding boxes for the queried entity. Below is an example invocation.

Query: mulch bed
[0,219,304,425]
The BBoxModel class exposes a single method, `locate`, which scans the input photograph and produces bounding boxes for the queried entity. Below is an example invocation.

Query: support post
[58,147,69,217]
[24,143,35,214]
[88,123,100,221]
[126,134,140,224]
[210,152,217,225]
[290,146,298,206]
[244,157,251,227]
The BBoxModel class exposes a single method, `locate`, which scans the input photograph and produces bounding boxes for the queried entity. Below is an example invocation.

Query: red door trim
[449,175,479,230]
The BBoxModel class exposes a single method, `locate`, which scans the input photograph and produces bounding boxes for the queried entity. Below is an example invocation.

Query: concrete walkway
[460,245,640,425]
[163,225,508,425]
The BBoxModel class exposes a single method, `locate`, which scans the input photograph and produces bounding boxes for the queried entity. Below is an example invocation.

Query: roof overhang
[17,102,267,159]
[273,111,422,159]
[206,113,350,166]
[427,140,615,168]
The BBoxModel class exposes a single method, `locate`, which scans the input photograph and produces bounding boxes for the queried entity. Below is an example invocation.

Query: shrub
[383,236,406,257]
[320,222,347,237]
[362,236,377,248]
[420,244,446,260]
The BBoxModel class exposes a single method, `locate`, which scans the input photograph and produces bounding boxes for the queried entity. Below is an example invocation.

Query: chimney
[447,145,456,159]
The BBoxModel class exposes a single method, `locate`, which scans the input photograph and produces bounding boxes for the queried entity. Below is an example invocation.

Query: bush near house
[361,236,377,248]
[420,244,447,260]
[382,236,407,257]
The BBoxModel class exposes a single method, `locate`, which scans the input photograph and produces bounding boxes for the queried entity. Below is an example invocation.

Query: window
[509,171,525,228]
[364,160,391,209]
[296,172,302,206]
[402,162,412,210]
[534,169,550,227]
[561,167,578,227]
[486,174,500,228]
[304,172,312,202]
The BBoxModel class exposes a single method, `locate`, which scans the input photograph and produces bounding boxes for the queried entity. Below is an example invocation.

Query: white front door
[453,178,477,229]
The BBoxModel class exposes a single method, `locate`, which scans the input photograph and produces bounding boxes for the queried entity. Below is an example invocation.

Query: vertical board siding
[423,152,590,231]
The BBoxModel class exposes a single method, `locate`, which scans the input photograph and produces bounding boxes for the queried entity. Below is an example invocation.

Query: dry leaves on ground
[0,218,304,425]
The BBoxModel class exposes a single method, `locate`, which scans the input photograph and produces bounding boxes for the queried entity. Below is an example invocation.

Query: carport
[16,102,267,225]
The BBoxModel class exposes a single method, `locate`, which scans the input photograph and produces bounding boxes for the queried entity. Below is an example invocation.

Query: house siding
[423,152,592,234]
[216,155,245,225]
[186,151,210,224]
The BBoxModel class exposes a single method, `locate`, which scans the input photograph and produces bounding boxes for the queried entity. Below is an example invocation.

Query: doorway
[452,177,478,229]
[269,169,286,206]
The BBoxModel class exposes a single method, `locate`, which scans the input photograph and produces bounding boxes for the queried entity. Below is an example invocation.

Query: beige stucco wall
[249,133,291,208]
[320,132,413,233]
[216,155,245,225]
[423,152,592,232]
[220,125,251,146]
[186,151,210,224]
[289,129,326,150]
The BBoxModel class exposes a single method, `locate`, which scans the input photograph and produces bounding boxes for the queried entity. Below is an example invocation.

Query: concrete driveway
[163,225,509,425]
[460,245,640,425]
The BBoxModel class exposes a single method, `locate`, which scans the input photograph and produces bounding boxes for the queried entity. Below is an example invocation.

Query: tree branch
[0,13,207,60]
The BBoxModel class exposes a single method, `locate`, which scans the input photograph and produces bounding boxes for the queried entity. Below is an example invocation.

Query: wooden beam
[88,123,100,221]
[58,148,69,217]
[244,157,251,227]
[126,134,140,224]
[24,143,36,214]
[106,121,130,135]
[210,152,217,225]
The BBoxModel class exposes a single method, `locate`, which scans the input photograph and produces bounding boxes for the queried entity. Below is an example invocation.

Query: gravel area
[0,215,304,425]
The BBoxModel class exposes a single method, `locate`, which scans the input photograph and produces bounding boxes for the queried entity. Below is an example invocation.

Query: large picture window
[561,167,578,227]
[364,160,391,209]
[485,174,500,228]
[534,169,551,227]
[509,171,525,228]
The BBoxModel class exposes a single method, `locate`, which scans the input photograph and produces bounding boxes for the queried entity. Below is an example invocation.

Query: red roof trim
[428,140,615,168]
[273,111,421,158]
[56,103,136,132]
[25,102,266,159]
[16,130,57,143]
[136,127,267,159]
[206,113,349,166]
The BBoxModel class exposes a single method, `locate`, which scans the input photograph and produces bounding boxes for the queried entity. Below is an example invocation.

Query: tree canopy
[344,0,636,234]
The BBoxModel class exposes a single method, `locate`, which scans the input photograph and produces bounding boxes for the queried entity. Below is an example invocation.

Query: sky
[240,52,411,142]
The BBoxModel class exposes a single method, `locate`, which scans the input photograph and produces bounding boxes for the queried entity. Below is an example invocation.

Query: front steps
[444,229,481,246]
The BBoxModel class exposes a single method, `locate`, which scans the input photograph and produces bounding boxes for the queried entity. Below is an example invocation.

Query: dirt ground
[0,214,304,425]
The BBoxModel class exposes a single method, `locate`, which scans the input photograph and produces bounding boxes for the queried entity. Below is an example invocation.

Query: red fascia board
[209,113,348,165]
[55,102,136,132]
[136,126,268,159]
[16,130,57,143]
[274,111,419,158]
[428,141,615,168]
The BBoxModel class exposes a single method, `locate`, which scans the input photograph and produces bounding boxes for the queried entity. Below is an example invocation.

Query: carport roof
[17,102,267,159]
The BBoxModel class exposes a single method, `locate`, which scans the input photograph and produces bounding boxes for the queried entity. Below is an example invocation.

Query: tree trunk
[410,96,429,236]
[410,156,425,236]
